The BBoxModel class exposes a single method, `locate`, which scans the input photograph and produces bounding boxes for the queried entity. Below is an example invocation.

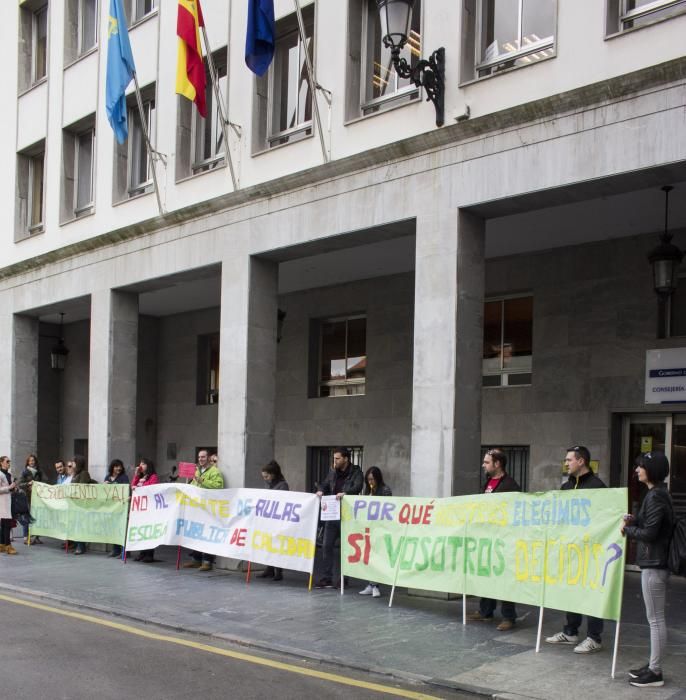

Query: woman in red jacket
[131,458,159,563]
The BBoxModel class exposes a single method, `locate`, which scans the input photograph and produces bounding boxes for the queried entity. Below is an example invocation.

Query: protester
[315,448,363,589]
[183,449,224,571]
[358,466,391,598]
[258,460,289,581]
[0,456,18,555]
[19,453,44,544]
[105,459,130,558]
[468,449,520,630]
[54,460,70,485]
[131,458,159,563]
[546,445,606,653]
[210,453,219,467]
[71,456,97,555]
[622,452,673,688]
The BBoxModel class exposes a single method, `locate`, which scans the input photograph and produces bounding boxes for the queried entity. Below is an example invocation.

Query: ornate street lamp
[50,313,69,372]
[648,186,683,338]
[376,0,445,127]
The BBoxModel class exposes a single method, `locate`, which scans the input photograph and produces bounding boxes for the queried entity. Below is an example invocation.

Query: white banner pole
[535,607,544,653]
[462,594,467,625]
[611,619,621,679]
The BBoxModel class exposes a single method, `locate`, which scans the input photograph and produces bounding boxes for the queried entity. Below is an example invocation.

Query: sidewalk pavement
[2,540,686,700]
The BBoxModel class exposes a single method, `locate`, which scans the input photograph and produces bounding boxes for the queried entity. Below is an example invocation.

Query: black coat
[483,473,520,494]
[319,464,364,497]
[561,470,606,490]
[268,478,289,491]
[624,485,673,569]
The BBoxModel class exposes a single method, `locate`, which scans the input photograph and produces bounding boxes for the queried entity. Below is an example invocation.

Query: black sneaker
[629,669,664,688]
[628,665,649,679]
[314,579,334,589]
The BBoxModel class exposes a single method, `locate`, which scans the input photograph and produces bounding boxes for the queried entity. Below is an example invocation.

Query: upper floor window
[18,2,49,92]
[61,117,95,222]
[113,85,156,201]
[318,316,367,397]
[65,0,98,64]
[483,295,533,387]
[15,142,46,240]
[252,6,313,151]
[461,0,556,82]
[32,5,49,83]
[176,49,227,179]
[608,0,686,33]
[127,0,156,24]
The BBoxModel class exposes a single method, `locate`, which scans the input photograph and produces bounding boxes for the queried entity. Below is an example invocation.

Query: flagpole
[132,72,165,216]
[292,0,329,164]
[200,25,239,191]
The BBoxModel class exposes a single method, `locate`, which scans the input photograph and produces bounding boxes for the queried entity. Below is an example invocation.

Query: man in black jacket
[314,447,364,589]
[468,449,521,630]
[546,445,606,653]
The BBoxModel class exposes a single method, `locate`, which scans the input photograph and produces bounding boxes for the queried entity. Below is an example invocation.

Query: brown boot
[6,545,18,555]
[182,561,202,568]
[0,545,7,553]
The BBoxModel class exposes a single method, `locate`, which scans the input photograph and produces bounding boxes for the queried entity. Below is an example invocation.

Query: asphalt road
[1,594,472,700]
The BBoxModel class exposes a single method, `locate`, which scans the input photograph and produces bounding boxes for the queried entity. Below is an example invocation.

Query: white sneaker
[372,586,381,598]
[545,631,579,645]
[359,584,374,595]
[574,637,602,654]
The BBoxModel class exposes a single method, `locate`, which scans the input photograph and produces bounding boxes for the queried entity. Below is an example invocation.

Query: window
[482,296,532,387]
[15,142,46,240]
[61,118,95,222]
[480,445,529,492]
[196,333,220,405]
[307,446,364,493]
[33,5,48,83]
[318,316,366,397]
[113,85,156,201]
[127,0,156,24]
[253,7,314,151]
[64,0,98,63]
[176,49,227,179]
[608,0,686,32]
[461,0,556,81]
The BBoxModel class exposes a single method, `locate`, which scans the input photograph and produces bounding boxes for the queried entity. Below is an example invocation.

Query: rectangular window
[362,0,421,113]
[130,0,156,23]
[483,296,533,387]
[618,0,686,30]
[33,5,48,83]
[319,316,366,397]
[196,332,220,405]
[15,142,46,239]
[61,117,96,222]
[307,446,364,493]
[75,128,95,213]
[78,0,98,55]
[128,97,155,196]
[193,53,227,173]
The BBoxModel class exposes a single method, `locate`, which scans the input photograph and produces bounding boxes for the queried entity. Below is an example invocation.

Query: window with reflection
[483,296,533,387]
[33,5,48,83]
[362,0,421,111]
[618,0,686,30]
[193,52,227,173]
[319,316,367,397]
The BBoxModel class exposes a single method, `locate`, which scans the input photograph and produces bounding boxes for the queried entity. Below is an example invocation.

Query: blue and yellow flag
[106,0,136,144]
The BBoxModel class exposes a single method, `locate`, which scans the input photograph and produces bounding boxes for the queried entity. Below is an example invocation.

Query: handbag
[11,489,30,518]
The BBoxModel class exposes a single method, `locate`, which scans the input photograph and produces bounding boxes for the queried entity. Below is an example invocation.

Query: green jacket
[191,464,224,489]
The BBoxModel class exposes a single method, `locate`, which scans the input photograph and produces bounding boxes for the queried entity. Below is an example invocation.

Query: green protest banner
[30,482,130,546]
[341,488,627,621]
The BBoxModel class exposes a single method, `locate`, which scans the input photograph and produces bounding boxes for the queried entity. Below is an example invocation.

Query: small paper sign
[320,495,340,521]
[178,462,197,479]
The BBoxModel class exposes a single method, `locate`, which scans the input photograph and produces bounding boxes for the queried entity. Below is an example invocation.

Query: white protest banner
[125,484,320,573]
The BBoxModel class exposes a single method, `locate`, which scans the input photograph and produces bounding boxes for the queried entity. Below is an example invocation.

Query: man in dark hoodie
[468,448,521,630]
[314,447,363,589]
[546,445,606,653]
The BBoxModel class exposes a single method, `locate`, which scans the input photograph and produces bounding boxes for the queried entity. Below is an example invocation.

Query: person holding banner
[0,456,19,555]
[258,460,290,581]
[546,445,606,653]
[19,453,44,544]
[358,466,392,598]
[69,456,97,555]
[622,451,673,688]
[468,449,520,630]
[183,449,224,571]
[315,448,363,589]
[105,459,130,558]
[131,458,159,563]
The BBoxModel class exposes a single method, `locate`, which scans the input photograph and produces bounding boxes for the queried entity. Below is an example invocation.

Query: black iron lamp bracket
[385,41,445,127]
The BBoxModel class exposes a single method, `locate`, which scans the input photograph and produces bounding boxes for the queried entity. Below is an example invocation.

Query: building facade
[1,1,686,521]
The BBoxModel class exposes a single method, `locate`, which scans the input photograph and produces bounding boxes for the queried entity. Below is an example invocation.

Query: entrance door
[669,416,686,518]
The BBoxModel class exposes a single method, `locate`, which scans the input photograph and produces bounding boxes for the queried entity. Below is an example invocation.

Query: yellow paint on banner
[0,594,440,699]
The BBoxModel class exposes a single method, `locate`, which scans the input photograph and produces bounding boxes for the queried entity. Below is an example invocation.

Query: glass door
[670,416,686,518]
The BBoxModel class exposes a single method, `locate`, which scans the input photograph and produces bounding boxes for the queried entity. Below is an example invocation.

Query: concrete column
[218,256,278,488]
[11,314,39,461]
[410,209,485,497]
[88,290,139,476]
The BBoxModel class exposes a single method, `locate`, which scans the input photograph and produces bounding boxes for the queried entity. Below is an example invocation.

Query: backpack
[668,516,686,576]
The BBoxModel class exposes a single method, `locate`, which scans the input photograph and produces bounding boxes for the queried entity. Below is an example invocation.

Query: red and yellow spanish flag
[176,0,207,118]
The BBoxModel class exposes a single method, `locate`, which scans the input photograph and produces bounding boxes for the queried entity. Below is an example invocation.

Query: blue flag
[106,0,136,144]
[245,0,275,76]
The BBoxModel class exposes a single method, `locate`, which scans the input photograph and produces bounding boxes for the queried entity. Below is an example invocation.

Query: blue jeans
[642,568,670,673]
